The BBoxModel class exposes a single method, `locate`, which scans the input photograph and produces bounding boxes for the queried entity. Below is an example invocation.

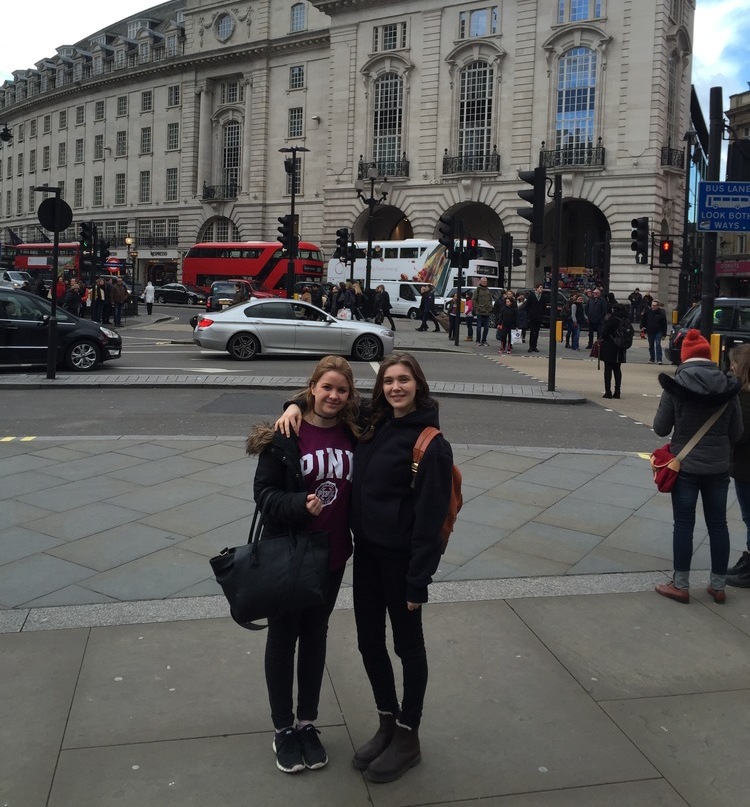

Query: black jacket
[653,361,742,474]
[525,291,544,324]
[351,404,453,603]
[641,307,667,336]
[599,315,627,364]
[732,389,750,481]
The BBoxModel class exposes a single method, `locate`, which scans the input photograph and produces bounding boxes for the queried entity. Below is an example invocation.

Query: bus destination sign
[697,181,750,232]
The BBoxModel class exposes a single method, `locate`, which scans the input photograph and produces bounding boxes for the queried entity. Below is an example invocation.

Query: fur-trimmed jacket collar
[658,361,741,409]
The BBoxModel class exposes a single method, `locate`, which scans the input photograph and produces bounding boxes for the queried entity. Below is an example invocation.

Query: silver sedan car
[193,298,395,362]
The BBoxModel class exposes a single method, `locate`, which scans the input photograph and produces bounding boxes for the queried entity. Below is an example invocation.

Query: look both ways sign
[697,182,750,232]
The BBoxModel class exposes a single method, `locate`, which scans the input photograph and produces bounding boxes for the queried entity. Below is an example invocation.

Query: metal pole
[365,176,374,291]
[678,132,695,318]
[454,221,464,347]
[700,87,723,339]
[548,174,562,393]
[286,156,297,299]
[46,189,60,380]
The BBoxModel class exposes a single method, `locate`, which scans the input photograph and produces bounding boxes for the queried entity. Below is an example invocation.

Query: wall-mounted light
[311,115,321,123]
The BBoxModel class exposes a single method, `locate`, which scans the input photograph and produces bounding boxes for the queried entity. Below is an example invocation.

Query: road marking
[0,436,36,441]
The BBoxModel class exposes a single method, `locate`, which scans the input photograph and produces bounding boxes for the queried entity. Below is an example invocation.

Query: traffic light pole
[454,221,464,347]
[548,174,562,393]
[700,86,722,339]
[280,146,309,298]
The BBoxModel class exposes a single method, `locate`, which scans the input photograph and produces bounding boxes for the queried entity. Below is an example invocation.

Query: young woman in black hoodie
[277,352,454,783]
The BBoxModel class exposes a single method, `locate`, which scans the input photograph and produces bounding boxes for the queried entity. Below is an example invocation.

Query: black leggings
[264,566,345,729]
[603,361,622,392]
[353,545,428,729]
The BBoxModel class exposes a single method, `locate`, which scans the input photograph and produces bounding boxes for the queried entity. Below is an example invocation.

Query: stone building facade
[0,0,696,304]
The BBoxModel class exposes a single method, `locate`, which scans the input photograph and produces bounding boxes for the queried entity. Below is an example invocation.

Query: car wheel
[227,333,259,360]
[352,334,383,362]
[156,295,166,304]
[187,297,195,305]
[65,340,100,371]
[407,308,419,320]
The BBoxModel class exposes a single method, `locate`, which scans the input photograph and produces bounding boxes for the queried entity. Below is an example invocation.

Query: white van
[375,280,444,319]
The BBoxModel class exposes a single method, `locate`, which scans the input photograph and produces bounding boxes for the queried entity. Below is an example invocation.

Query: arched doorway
[352,205,411,241]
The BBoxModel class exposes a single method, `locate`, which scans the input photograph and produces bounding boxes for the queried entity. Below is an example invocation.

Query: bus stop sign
[697,181,750,232]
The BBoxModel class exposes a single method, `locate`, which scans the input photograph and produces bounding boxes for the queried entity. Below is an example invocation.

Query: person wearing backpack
[275,352,453,783]
[600,303,633,398]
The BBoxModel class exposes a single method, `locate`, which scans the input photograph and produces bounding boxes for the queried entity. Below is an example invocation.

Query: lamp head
[0,124,12,143]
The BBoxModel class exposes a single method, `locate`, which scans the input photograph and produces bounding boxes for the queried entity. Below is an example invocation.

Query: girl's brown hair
[303,355,362,435]
[730,344,750,391]
[361,352,436,441]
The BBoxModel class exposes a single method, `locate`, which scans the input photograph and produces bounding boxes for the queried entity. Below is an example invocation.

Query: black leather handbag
[210,508,329,630]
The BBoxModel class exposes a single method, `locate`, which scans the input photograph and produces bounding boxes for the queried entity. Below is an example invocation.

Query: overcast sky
[1,1,748,115]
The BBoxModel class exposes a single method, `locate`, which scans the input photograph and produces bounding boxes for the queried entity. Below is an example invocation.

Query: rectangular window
[75,105,85,125]
[116,130,127,157]
[42,146,50,170]
[28,186,35,213]
[30,119,37,137]
[166,167,178,201]
[75,139,84,163]
[140,127,152,154]
[6,156,10,178]
[17,188,23,216]
[115,49,125,69]
[139,42,150,64]
[43,114,51,134]
[373,21,407,51]
[458,7,498,38]
[94,134,104,160]
[57,181,64,203]
[115,173,126,205]
[141,90,153,113]
[74,177,83,207]
[58,142,67,167]
[93,175,103,207]
[166,33,178,57]
[168,218,179,244]
[166,122,180,151]
[139,170,151,203]
[167,85,181,106]
[94,100,105,121]
[18,123,25,141]
[17,153,24,176]
[6,190,11,218]
[288,107,303,138]
[29,149,36,173]
[290,3,306,32]
[59,110,67,129]
[289,65,305,89]
[220,82,239,104]
[559,0,601,22]
[116,95,128,116]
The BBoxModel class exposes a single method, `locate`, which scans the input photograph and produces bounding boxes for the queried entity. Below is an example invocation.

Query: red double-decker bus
[13,242,82,283]
[181,241,324,294]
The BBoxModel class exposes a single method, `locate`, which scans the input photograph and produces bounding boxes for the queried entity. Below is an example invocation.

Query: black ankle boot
[613,389,620,398]
[602,391,612,399]
[365,723,421,783]
[352,713,397,770]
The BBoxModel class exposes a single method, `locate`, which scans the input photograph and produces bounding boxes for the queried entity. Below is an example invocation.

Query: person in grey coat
[653,329,742,605]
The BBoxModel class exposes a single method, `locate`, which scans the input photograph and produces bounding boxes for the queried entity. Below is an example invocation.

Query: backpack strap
[411,426,441,481]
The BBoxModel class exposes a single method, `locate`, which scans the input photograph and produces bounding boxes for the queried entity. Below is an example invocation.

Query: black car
[205,279,274,312]
[152,283,207,306]
[0,287,122,371]
[666,298,750,366]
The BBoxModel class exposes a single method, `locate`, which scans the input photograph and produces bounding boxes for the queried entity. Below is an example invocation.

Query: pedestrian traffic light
[277,215,293,252]
[80,220,94,253]
[512,248,523,267]
[99,240,111,264]
[500,233,512,268]
[437,213,456,262]
[631,217,649,265]
[465,238,479,261]
[335,228,349,259]
[516,167,546,244]
[659,238,673,265]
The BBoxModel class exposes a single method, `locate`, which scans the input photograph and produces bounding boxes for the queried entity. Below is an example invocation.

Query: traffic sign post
[697,181,750,232]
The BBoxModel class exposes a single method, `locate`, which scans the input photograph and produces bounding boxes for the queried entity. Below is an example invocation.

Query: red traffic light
[659,238,673,265]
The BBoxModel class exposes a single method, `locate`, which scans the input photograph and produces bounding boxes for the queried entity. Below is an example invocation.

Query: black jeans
[603,361,622,393]
[528,320,541,350]
[353,545,428,729]
[264,566,345,730]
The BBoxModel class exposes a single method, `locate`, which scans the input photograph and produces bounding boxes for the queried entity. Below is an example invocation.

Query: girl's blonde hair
[730,344,750,391]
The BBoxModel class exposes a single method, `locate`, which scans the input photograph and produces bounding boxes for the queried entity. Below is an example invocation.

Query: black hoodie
[351,403,453,603]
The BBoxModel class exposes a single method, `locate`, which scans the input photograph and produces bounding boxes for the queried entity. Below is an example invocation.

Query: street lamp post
[678,130,698,318]
[279,146,310,298]
[355,165,390,292]
[124,235,139,316]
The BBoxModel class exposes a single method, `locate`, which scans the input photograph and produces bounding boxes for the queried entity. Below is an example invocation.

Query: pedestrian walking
[628,287,642,322]
[415,285,440,332]
[600,303,631,398]
[584,288,606,349]
[373,284,396,329]
[653,329,742,604]
[144,281,155,315]
[472,278,493,345]
[495,295,517,354]
[641,299,668,364]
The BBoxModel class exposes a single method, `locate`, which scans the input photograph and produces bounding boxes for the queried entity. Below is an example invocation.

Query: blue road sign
[697,181,750,232]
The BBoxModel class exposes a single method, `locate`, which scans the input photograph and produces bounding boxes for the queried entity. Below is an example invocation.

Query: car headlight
[99,327,119,339]
[381,330,394,337]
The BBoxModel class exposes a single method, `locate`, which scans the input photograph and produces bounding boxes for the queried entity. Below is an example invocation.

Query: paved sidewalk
[2,320,749,806]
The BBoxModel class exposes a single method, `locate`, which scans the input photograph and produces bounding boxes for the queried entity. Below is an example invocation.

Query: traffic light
[465,238,479,262]
[500,233,512,267]
[335,228,349,259]
[631,217,649,265]
[348,240,357,265]
[512,248,523,267]
[516,167,546,244]
[80,220,94,253]
[437,213,456,262]
[659,238,673,265]
[99,240,111,263]
[277,215,293,252]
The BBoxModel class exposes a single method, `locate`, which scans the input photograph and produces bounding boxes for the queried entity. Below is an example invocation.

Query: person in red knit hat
[652,329,742,604]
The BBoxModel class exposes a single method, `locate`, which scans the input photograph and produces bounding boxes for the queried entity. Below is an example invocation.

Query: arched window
[458,61,494,169]
[290,3,306,33]
[372,73,403,175]
[666,52,680,148]
[222,121,240,195]
[556,47,597,161]
[199,217,240,242]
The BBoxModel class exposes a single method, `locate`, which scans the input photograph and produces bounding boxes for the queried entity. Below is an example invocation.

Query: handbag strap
[674,404,728,463]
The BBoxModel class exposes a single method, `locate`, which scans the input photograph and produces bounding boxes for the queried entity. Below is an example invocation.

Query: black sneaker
[273,728,305,774]
[297,724,328,769]
[727,550,750,576]
[727,572,750,588]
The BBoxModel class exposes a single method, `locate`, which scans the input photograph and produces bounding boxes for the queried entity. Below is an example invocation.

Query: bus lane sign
[697,181,750,232]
